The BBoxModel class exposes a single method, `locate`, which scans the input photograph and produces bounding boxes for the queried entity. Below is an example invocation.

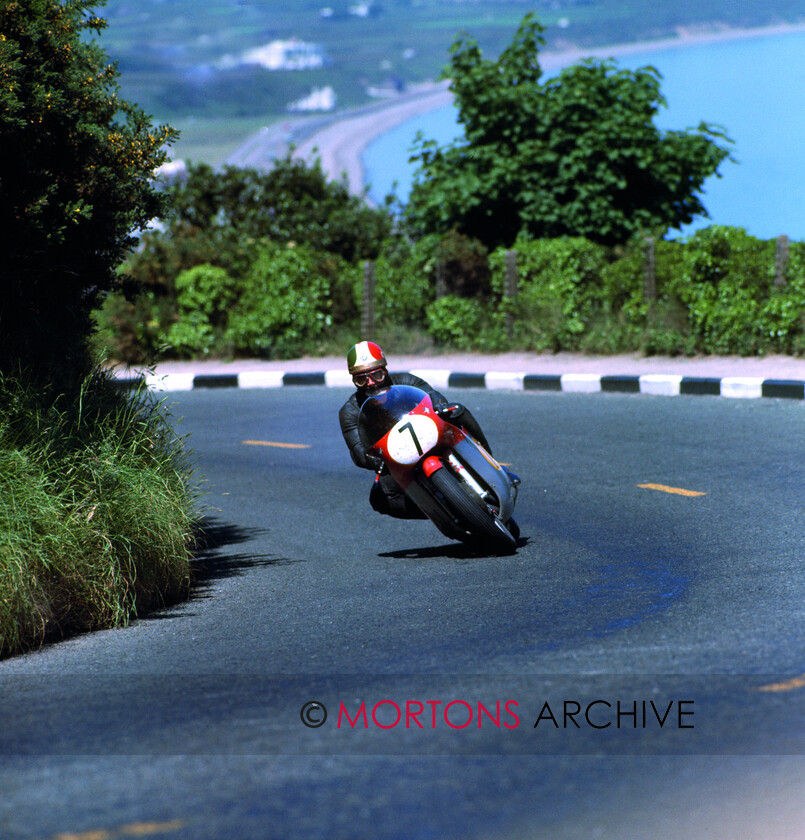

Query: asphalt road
[1,388,804,840]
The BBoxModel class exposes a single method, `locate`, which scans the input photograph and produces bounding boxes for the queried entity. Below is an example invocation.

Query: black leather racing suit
[338,371,491,519]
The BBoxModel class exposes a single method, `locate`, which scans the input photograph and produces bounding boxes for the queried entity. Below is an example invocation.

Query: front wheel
[430,466,516,552]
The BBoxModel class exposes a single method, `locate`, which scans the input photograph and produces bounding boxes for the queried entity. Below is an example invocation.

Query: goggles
[352,369,387,387]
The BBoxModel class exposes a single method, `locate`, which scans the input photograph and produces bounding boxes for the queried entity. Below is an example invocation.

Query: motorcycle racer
[338,341,492,518]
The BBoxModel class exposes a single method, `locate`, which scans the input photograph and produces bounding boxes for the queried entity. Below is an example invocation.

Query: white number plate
[386,414,439,465]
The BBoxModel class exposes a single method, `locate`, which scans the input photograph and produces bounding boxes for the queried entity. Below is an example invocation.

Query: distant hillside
[99,0,805,161]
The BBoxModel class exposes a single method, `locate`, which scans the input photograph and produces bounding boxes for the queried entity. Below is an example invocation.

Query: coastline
[292,82,452,196]
[289,21,805,195]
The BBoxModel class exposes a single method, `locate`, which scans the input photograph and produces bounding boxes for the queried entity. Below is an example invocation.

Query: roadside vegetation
[98,16,805,365]
[1,0,197,657]
[100,212,805,362]
[0,372,196,658]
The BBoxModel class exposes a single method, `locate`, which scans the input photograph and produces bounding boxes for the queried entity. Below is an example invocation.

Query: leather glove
[364,448,384,472]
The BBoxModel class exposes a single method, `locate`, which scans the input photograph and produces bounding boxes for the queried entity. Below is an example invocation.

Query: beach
[283,21,805,195]
[292,82,452,196]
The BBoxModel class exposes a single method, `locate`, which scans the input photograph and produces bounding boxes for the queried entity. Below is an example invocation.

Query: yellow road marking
[121,822,184,836]
[756,673,805,693]
[637,483,707,497]
[242,440,310,449]
[52,820,184,840]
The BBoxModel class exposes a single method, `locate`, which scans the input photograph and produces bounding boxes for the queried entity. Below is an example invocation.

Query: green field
[99,0,805,164]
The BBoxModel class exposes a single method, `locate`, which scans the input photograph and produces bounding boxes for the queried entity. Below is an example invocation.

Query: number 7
[398,421,423,455]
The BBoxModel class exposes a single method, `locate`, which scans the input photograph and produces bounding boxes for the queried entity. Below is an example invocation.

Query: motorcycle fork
[446,453,493,504]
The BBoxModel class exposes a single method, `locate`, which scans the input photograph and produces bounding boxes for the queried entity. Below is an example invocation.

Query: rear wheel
[430,466,516,551]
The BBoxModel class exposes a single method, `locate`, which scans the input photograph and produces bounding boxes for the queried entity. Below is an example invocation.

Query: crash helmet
[347,341,387,375]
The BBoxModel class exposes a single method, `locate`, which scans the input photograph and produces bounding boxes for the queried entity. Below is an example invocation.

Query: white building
[240,39,325,71]
[288,86,337,112]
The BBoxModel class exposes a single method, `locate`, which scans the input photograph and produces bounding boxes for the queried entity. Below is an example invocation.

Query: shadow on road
[378,537,528,561]
[190,516,300,596]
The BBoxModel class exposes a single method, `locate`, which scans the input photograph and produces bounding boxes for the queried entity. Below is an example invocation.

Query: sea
[363,28,805,241]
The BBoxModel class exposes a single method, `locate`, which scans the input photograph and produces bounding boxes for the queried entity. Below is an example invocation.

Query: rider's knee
[369,480,426,519]
[369,481,391,514]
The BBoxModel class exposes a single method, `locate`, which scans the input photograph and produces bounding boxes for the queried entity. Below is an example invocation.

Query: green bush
[673,226,805,355]
[167,310,217,358]
[363,235,443,326]
[425,295,506,351]
[98,152,393,364]
[99,221,805,361]
[93,288,175,365]
[166,264,239,357]
[173,264,240,320]
[375,232,498,349]
[123,224,259,296]
[0,371,197,658]
[225,242,360,357]
[434,230,492,298]
[165,159,393,262]
[489,237,610,351]
[426,296,483,349]
[369,255,433,325]
[592,236,693,355]
[96,225,263,364]
[764,239,805,353]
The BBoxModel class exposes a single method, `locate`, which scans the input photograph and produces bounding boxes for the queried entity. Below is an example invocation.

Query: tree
[405,14,733,249]
[158,156,394,265]
[0,0,176,386]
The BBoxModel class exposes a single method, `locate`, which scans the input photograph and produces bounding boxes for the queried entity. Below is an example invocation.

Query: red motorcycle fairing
[367,392,465,490]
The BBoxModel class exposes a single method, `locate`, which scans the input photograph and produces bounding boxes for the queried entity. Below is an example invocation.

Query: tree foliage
[104,156,394,361]
[0,0,176,386]
[224,242,361,359]
[160,157,394,264]
[406,14,733,249]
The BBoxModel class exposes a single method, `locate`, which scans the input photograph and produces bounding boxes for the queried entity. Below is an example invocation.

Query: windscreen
[358,385,429,448]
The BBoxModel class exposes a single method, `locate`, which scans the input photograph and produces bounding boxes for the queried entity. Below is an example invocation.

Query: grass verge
[0,368,199,659]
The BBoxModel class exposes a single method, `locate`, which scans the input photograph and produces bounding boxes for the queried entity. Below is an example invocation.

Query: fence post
[775,234,790,287]
[644,236,656,303]
[435,259,447,300]
[504,249,518,340]
[361,260,376,338]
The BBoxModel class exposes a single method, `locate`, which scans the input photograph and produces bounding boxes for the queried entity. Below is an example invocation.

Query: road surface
[1,387,803,839]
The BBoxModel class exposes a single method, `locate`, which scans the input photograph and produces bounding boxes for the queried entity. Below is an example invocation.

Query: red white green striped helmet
[347,341,387,374]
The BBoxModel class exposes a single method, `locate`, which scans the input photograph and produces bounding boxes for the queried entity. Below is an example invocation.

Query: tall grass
[0,369,199,658]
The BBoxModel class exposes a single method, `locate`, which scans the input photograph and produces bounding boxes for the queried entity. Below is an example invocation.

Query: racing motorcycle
[359,385,520,552]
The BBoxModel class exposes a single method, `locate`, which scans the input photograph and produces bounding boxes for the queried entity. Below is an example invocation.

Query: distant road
[225,82,452,196]
[224,22,805,199]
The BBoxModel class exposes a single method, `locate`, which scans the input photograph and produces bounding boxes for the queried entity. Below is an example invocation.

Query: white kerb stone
[145,373,195,391]
[238,371,285,389]
[408,369,451,390]
[485,372,525,390]
[325,370,354,387]
[639,374,683,396]
[720,377,764,399]
[561,373,602,393]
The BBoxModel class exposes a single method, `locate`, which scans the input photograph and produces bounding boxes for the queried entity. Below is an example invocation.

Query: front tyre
[430,466,516,552]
